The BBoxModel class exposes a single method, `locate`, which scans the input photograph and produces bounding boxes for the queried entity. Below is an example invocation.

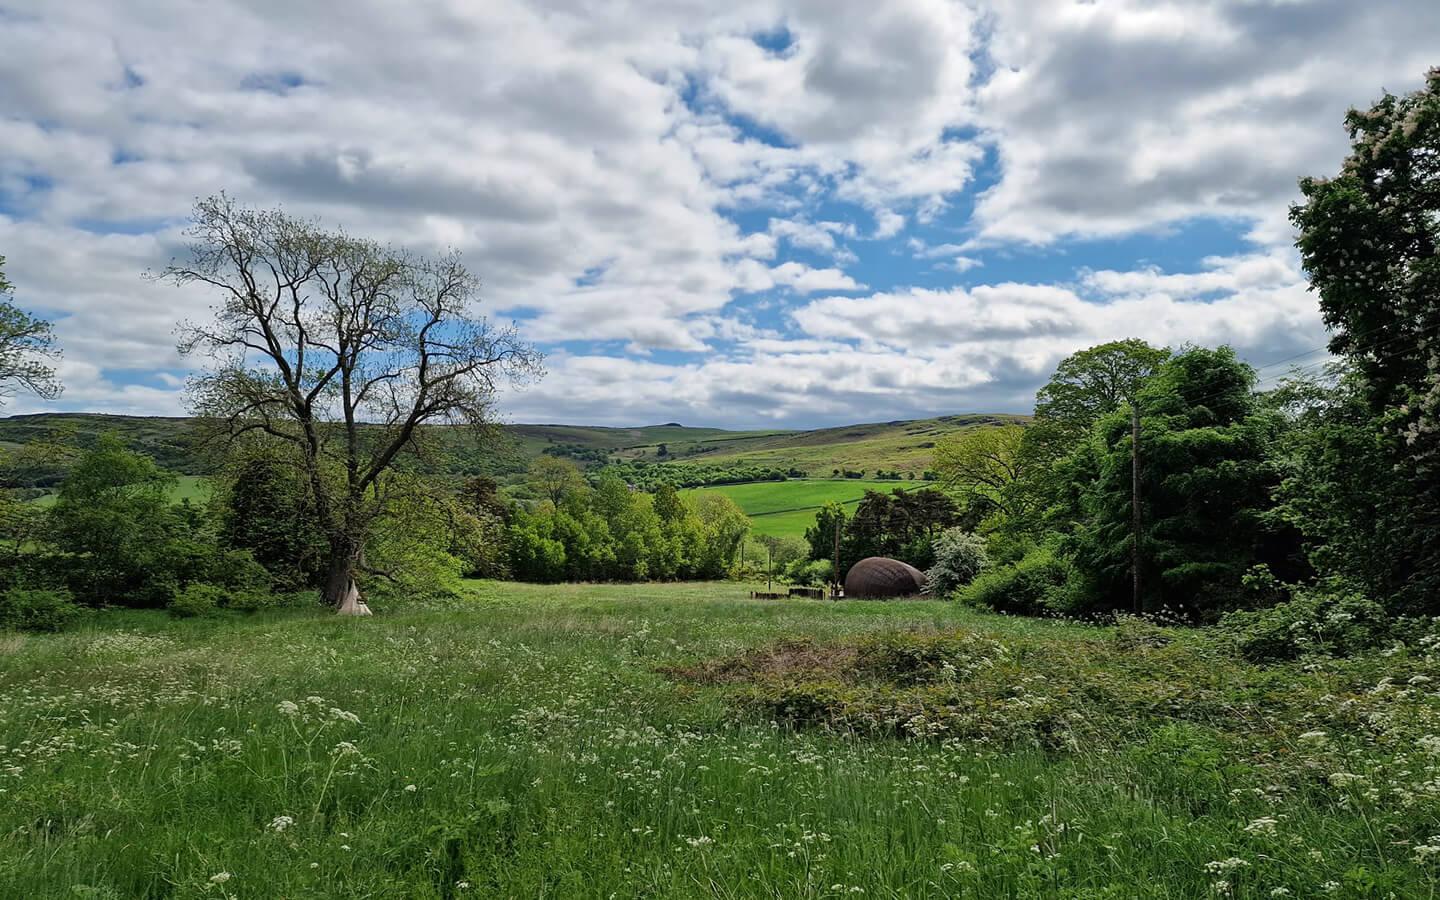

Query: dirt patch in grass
[660,638,856,684]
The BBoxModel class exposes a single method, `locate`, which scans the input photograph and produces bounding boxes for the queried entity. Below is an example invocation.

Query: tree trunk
[324,541,371,617]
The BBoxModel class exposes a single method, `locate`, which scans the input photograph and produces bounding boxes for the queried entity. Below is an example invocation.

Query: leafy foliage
[956,544,1073,616]
[0,253,61,408]
[925,528,989,597]
[0,587,83,632]
[1290,70,1440,612]
[1064,347,1296,617]
[506,475,750,583]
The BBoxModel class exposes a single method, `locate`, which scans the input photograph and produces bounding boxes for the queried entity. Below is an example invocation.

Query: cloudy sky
[1,1,1436,428]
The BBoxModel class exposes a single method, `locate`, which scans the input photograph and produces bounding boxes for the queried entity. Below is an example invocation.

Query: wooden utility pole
[1131,401,1142,615]
[767,542,773,593]
[833,518,842,599]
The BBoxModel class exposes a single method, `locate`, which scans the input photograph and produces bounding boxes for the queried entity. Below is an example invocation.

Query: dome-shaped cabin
[844,557,927,599]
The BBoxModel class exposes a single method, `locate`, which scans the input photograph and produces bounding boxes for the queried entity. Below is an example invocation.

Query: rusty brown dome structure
[844,557,927,599]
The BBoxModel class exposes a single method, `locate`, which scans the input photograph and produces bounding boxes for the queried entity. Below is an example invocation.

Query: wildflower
[405,784,418,792]
[686,836,714,848]
[1204,858,1250,875]
[209,872,232,884]
[456,882,471,890]
[333,741,359,756]
[1245,817,1279,835]
[1297,730,1328,744]
[277,701,300,716]
[328,707,360,724]
[269,815,294,832]
[1328,772,1363,787]
[1270,889,1292,897]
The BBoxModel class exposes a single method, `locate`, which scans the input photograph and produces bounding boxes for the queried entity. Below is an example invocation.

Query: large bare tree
[165,196,541,615]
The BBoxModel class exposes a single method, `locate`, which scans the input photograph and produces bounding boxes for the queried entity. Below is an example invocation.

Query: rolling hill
[0,411,1025,490]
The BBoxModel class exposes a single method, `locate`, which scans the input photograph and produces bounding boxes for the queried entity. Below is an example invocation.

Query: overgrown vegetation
[5,583,1440,897]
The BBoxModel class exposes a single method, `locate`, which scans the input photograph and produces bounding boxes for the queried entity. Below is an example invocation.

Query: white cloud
[2,0,1436,426]
[970,0,1440,247]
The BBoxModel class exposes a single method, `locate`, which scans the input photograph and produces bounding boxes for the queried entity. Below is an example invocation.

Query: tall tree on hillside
[1290,69,1440,610]
[1066,347,1288,617]
[0,254,61,407]
[165,196,541,614]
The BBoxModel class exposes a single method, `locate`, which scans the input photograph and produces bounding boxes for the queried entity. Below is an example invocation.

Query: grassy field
[630,415,1027,477]
[684,479,906,539]
[2,581,1438,897]
[29,474,210,507]
[0,412,1024,481]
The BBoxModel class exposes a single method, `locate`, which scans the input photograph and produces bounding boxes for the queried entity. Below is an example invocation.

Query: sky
[1,0,1437,429]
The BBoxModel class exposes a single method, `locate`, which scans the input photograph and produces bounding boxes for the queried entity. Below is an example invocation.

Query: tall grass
[1,583,1436,897]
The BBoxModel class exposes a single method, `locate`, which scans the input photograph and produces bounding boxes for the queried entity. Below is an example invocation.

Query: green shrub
[1217,580,1391,661]
[956,545,1073,616]
[0,588,84,632]
[925,528,988,597]
[210,549,273,593]
[223,589,277,612]
[167,583,226,618]
[786,559,833,586]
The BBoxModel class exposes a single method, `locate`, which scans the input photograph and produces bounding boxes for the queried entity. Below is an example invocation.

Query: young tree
[216,444,326,590]
[0,254,61,407]
[47,436,182,605]
[165,197,541,614]
[528,455,585,507]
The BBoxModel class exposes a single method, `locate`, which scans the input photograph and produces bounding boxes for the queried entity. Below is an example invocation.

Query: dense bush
[167,582,225,618]
[1217,580,1392,661]
[785,558,833,587]
[956,545,1073,616]
[0,588,84,632]
[925,528,988,597]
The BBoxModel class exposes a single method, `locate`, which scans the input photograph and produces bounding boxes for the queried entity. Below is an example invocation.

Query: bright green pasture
[0,582,1433,898]
[685,479,907,538]
[29,473,210,507]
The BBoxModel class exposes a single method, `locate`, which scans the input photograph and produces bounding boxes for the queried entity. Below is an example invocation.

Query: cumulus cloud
[970,0,1440,246]
[1,0,1435,425]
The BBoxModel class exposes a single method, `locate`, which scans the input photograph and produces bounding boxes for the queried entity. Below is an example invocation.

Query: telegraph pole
[1131,400,1142,615]
[767,542,773,593]
[833,518,841,599]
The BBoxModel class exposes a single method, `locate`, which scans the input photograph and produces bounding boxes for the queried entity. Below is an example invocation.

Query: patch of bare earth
[661,639,856,684]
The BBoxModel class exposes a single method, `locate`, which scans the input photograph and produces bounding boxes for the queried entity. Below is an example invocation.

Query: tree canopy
[165,196,541,613]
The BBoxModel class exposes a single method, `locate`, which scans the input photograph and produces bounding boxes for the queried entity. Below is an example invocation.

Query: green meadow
[29,473,210,508]
[684,480,909,539]
[3,582,1437,898]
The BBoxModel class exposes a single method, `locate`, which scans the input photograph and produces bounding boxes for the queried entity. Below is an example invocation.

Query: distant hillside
[608,414,1028,476]
[0,411,1026,484]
